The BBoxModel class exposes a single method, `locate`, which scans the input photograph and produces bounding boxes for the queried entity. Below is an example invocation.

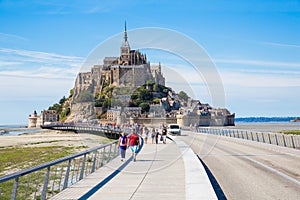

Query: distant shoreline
[0,129,111,148]
[0,127,43,136]
[1,119,300,136]
[230,122,300,133]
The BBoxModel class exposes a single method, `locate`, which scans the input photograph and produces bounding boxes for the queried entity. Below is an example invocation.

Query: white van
[167,124,181,135]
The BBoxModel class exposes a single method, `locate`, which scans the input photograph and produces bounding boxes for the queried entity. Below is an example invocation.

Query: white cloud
[159,60,300,107]
[0,48,83,63]
[214,58,300,68]
[0,66,77,79]
[263,42,300,48]
[0,32,28,42]
[0,75,74,101]
[0,61,22,66]
[219,70,300,87]
[0,47,83,79]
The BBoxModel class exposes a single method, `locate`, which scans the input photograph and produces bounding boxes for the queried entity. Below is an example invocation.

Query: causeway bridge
[1,125,299,199]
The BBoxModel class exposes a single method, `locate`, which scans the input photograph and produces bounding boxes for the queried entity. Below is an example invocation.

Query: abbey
[72,22,165,102]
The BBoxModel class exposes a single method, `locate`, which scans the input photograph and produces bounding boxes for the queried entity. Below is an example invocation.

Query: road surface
[181,130,300,200]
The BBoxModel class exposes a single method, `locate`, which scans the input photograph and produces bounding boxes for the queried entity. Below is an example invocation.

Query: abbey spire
[121,21,130,51]
[124,21,128,43]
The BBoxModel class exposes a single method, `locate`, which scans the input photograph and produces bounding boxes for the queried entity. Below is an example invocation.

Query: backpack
[120,136,127,145]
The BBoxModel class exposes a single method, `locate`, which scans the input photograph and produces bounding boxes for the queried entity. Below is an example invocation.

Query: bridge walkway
[50,135,217,200]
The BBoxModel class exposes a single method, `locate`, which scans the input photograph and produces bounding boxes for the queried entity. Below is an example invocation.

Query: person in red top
[128,128,140,162]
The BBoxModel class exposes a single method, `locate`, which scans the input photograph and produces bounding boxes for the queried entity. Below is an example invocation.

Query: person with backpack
[118,132,128,162]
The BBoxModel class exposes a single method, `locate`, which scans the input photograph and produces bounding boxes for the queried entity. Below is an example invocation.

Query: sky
[0,0,300,124]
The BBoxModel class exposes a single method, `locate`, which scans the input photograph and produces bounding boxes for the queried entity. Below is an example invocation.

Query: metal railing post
[291,136,296,148]
[63,159,71,189]
[275,134,279,145]
[282,135,287,147]
[41,166,51,200]
[51,167,58,196]
[101,147,106,167]
[91,151,98,173]
[113,142,117,157]
[58,165,64,191]
[76,160,81,182]
[262,133,265,143]
[107,144,112,162]
[24,175,30,199]
[79,154,87,180]
[11,177,19,200]
[34,173,41,200]
[70,160,76,185]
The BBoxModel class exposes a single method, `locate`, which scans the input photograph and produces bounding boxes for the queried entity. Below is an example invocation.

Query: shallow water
[0,125,44,136]
[231,122,300,133]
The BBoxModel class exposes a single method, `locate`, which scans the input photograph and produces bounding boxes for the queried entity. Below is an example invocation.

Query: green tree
[48,103,62,113]
[178,91,189,102]
[69,89,74,98]
[146,79,154,85]
[153,98,160,104]
[162,88,169,94]
[59,96,66,105]
[140,103,150,113]
[103,98,112,108]
[131,93,139,100]
[153,84,158,92]
[139,89,152,100]
[95,100,103,107]
[60,108,71,121]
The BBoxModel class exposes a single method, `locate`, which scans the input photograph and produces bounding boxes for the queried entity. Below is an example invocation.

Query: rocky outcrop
[67,102,96,122]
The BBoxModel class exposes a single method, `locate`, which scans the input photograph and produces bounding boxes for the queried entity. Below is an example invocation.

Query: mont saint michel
[28,23,234,128]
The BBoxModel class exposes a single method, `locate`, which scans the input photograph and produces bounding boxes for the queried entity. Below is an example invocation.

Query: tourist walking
[151,128,156,144]
[144,126,149,144]
[117,132,127,161]
[161,126,167,144]
[128,129,140,162]
[135,123,140,134]
[155,129,160,144]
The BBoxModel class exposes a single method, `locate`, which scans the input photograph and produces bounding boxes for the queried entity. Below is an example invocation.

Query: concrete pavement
[50,136,217,200]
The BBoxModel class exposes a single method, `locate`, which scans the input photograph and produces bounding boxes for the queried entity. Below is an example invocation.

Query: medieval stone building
[66,22,235,126]
[28,110,58,128]
[72,22,165,102]
[69,23,165,122]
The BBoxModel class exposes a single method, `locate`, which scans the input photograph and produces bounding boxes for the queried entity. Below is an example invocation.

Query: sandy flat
[0,129,112,148]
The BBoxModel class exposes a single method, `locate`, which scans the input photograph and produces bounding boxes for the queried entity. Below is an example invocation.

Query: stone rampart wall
[129,117,177,127]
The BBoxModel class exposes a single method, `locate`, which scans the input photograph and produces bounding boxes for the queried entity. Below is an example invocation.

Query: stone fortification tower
[28,110,38,128]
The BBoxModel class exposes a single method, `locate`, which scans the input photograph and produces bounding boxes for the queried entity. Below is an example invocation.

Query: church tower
[120,21,131,64]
